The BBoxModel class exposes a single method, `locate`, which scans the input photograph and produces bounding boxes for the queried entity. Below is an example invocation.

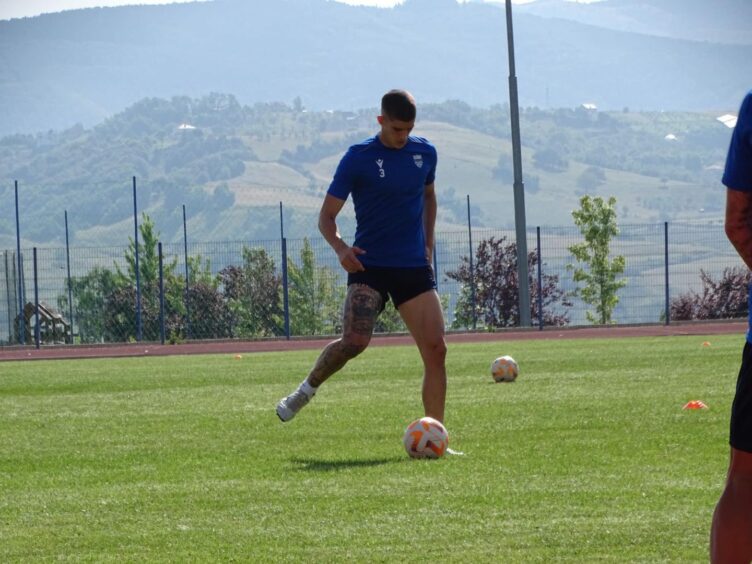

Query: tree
[185,281,233,339]
[58,266,121,343]
[492,153,514,182]
[567,195,627,324]
[287,238,345,336]
[220,247,283,337]
[446,236,571,328]
[58,214,188,343]
[115,214,183,341]
[670,267,751,321]
[576,166,606,192]
[533,147,569,173]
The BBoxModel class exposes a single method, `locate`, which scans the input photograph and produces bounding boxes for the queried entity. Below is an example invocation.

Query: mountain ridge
[1,0,749,136]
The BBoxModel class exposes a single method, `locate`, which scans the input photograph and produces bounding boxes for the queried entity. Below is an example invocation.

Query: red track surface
[0,321,746,362]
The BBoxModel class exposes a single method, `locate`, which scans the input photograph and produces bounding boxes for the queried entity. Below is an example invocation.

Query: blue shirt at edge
[722,91,752,342]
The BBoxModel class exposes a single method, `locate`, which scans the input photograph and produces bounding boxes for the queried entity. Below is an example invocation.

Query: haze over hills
[512,0,752,45]
[0,0,750,136]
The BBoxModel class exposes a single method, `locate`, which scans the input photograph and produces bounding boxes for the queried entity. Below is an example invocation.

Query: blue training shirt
[328,135,437,268]
[721,91,752,342]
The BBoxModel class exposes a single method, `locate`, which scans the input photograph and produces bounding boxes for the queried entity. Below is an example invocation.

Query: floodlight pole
[505,0,531,326]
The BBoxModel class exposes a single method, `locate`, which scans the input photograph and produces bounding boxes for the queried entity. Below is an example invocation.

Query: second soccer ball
[491,355,519,382]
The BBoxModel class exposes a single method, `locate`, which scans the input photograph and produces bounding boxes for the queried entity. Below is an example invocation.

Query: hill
[0,0,750,136]
[514,0,752,45]
[0,94,733,249]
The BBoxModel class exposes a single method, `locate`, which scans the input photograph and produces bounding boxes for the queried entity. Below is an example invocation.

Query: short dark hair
[381,89,416,122]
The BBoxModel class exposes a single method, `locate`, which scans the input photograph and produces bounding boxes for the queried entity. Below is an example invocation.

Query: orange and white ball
[402,417,449,459]
[491,355,519,382]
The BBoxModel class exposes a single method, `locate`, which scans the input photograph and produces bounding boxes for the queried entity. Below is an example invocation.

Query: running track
[0,321,746,362]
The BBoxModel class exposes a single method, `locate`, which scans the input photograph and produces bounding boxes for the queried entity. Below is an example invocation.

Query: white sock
[300,380,317,398]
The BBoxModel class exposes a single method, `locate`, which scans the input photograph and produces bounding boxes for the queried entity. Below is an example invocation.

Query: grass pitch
[0,334,742,562]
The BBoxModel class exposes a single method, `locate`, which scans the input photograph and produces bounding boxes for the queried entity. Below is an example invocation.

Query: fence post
[4,251,13,341]
[467,195,476,330]
[15,180,24,345]
[281,237,291,339]
[64,210,74,342]
[132,176,142,342]
[280,201,285,239]
[182,204,191,340]
[664,221,670,326]
[537,226,543,330]
[33,247,39,349]
[159,242,165,345]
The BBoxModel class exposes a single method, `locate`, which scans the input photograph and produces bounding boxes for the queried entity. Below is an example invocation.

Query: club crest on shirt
[413,154,423,169]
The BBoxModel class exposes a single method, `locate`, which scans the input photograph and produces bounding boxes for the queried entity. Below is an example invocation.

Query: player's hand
[337,246,366,273]
[425,246,433,265]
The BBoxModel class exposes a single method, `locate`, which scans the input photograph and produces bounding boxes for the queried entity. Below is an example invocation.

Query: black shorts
[730,341,752,453]
[347,265,436,310]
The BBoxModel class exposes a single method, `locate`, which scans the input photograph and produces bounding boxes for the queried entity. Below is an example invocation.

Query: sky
[0,0,599,21]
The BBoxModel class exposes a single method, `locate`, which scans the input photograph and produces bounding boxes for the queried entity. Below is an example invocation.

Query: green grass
[0,334,742,562]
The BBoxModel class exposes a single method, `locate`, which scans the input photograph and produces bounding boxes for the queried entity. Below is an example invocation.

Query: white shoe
[276,388,313,422]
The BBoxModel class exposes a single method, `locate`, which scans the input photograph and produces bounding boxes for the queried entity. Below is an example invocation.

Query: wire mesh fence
[0,219,743,348]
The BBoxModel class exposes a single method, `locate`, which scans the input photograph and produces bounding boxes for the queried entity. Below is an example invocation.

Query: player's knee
[424,338,447,363]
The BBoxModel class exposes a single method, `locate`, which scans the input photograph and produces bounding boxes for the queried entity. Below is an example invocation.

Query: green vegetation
[568,196,627,325]
[671,267,752,321]
[287,238,345,336]
[447,235,571,328]
[0,334,738,561]
[0,95,732,249]
[58,213,344,342]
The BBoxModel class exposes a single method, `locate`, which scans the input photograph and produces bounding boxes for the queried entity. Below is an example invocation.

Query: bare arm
[423,182,437,264]
[725,188,752,270]
[319,193,365,272]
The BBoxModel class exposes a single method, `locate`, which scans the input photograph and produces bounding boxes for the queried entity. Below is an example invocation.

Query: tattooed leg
[306,284,382,388]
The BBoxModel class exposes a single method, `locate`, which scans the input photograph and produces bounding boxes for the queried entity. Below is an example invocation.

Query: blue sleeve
[723,92,752,192]
[425,145,437,185]
[327,148,358,200]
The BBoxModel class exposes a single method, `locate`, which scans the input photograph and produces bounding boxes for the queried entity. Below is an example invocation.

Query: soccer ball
[402,417,449,459]
[491,355,519,382]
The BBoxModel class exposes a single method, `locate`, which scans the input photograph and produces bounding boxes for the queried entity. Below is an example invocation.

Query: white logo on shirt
[376,159,385,178]
[413,154,423,169]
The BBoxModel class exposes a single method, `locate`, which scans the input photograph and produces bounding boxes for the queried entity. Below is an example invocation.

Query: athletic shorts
[347,265,436,310]
[730,341,752,453]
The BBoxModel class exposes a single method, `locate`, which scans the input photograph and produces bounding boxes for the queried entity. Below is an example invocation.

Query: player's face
[378,114,414,149]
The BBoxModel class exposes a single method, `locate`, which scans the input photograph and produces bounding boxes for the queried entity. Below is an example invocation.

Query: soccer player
[276,89,447,425]
[710,89,752,564]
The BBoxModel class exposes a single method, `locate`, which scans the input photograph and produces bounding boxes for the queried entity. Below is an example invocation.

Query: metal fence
[0,219,743,348]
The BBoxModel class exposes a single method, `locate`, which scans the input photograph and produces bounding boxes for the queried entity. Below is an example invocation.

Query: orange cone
[701,341,711,347]
[683,400,708,410]
[234,354,243,360]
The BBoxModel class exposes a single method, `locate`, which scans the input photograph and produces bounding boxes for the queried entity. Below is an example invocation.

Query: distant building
[664,133,678,141]
[581,103,597,111]
[178,123,196,130]
[716,114,738,128]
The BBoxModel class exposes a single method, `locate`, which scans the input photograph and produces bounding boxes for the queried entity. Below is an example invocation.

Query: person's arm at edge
[423,182,437,265]
[725,188,752,269]
[319,193,365,272]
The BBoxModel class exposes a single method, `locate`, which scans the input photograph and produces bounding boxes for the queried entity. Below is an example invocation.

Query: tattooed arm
[725,188,752,270]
